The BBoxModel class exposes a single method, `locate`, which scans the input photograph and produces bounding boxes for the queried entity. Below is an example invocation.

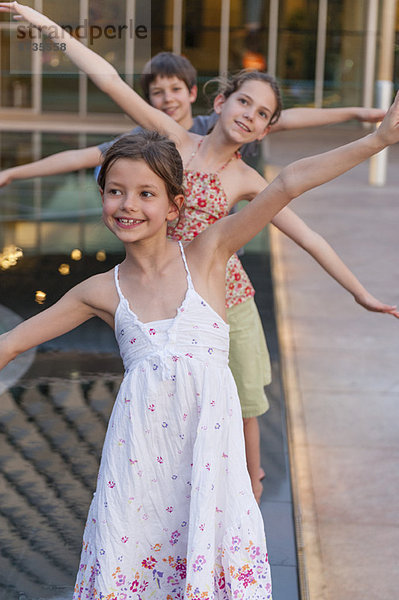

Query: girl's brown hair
[206,70,282,126]
[97,130,185,224]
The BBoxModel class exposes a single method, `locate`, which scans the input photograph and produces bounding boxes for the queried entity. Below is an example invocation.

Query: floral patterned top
[168,139,255,309]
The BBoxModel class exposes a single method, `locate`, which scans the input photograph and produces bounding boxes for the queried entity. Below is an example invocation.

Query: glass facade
[0,0,398,258]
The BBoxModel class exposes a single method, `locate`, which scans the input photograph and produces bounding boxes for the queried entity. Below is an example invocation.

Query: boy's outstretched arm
[0,3,190,149]
[271,207,399,318]
[271,106,386,133]
[0,145,102,188]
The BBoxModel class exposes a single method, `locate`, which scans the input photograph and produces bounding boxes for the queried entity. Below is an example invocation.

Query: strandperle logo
[16,19,149,46]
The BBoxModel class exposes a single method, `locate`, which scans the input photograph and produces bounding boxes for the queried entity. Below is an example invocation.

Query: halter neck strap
[178,241,194,289]
[185,137,241,174]
[114,264,124,300]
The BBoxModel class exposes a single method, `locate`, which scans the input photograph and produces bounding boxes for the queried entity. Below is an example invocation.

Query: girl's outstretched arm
[0,273,114,370]
[271,106,386,133]
[271,207,399,318]
[0,2,190,148]
[210,92,399,264]
[0,146,102,188]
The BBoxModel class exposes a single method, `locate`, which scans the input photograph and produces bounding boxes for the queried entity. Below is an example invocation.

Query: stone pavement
[266,124,399,600]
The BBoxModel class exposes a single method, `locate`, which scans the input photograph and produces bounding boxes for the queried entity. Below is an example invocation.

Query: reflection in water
[0,306,36,395]
[0,358,122,600]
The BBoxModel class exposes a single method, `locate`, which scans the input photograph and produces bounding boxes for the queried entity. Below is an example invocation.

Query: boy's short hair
[140,52,197,102]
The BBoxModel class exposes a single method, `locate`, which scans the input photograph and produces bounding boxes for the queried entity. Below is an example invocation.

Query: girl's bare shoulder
[73,268,119,311]
[224,159,267,204]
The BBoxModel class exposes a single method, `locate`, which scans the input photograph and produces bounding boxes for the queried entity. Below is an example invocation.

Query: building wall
[0,0,398,257]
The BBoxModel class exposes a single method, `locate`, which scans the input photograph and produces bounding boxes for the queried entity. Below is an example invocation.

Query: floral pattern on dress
[74,537,271,600]
[72,244,271,599]
[168,170,255,309]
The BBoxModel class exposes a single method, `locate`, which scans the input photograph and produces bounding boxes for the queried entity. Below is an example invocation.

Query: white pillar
[369,0,397,186]
[362,0,378,109]
[32,0,43,114]
[314,0,328,107]
[369,80,394,186]
[172,0,183,54]
[124,0,135,88]
[219,0,231,76]
[79,0,88,116]
[267,0,279,78]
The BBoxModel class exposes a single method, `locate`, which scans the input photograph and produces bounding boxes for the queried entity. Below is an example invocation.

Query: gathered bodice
[113,243,230,375]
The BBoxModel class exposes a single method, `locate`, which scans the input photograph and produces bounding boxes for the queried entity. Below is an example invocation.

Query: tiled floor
[0,250,300,599]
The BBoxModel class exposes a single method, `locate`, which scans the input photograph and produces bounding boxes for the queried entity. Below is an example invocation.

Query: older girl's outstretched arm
[0,2,189,148]
[271,207,399,318]
[271,106,386,133]
[210,92,399,268]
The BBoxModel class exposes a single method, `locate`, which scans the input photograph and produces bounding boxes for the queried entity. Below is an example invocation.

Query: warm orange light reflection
[71,249,82,261]
[35,290,47,304]
[58,263,70,275]
[96,250,106,262]
[0,244,23,270]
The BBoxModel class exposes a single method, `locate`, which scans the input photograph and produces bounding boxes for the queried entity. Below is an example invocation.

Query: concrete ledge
[270,226,327,600]
[0,110,134,134]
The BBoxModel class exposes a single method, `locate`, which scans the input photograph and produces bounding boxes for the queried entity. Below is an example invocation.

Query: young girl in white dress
[2,1,398,505]
[1,72,399,596]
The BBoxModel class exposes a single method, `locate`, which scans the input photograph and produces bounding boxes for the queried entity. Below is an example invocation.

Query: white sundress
[73,242,272,600]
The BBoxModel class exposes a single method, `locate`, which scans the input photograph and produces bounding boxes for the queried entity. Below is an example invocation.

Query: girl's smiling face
[214,79,278,143]
[101,158,181,243]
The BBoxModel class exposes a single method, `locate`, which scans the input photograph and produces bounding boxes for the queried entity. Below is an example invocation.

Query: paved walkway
[267,125,399,600]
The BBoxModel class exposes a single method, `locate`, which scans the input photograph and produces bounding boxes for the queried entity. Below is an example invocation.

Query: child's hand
[354,292,399,319]
[374,91,399,147]
[0,2,50,31]
[355,107,386,123]
[0,170,13,187]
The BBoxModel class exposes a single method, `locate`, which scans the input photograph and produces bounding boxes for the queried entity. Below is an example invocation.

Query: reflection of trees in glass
[281,5,318,81]
[229,0,268,72]
[184,0,204,48]
[1,29,32,108]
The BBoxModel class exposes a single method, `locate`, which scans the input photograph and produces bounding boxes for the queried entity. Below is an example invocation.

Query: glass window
[0,131,36,250]
[1,27,32,108]
[86,1,127,113]
[150,0,173,56]
[325,0,366,106]
[229,0,269,73]
[181,0,222,115]
[40,0,80,112]
[277,0,319,107]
